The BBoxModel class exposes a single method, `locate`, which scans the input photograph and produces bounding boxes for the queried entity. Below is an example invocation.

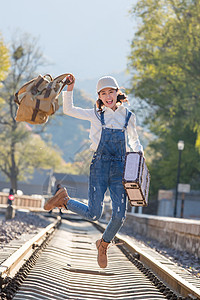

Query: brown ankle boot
[44,187,69,211]
[96,238,110,268]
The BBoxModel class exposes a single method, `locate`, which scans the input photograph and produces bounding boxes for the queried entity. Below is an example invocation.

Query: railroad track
[0,214,199,300]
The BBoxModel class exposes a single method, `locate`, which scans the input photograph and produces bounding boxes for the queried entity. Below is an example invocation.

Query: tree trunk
[10,174,18,194]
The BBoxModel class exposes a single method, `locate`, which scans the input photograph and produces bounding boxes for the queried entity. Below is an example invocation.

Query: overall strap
[100,110,105,126]
[94,105,105,127]
[124,109,132,129]
[94,104,101,121]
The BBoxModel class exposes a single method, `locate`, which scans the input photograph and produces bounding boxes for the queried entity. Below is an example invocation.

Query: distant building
[0,170,89,200]
[157,189,200,219]
[44,172,89,199]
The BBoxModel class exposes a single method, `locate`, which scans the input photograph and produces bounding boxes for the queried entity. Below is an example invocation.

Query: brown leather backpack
[14,73,74,124]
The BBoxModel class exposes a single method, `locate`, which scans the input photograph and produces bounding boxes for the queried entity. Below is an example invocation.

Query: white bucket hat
[97,76,119,93]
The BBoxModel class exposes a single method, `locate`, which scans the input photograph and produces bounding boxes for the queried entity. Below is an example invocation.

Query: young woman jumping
[44,75,144,268]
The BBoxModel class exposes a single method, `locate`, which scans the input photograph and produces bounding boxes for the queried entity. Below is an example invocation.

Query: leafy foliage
[128,0,200,194]
[0,34,10,85]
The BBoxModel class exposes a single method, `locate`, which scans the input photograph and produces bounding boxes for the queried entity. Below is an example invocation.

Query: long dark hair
[96,88,129,111]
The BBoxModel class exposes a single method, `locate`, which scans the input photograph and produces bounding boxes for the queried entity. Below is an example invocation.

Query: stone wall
[124,213,200,258]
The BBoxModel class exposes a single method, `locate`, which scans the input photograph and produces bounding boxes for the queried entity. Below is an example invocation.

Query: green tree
[128,0,200,194]
[0,33,65,192]
[0,34,10,92]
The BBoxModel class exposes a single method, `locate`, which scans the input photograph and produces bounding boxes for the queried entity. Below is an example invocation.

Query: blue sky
[0,0,137,80]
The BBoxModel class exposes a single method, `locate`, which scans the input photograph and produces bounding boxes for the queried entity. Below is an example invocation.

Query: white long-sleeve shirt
[62,91,143,153]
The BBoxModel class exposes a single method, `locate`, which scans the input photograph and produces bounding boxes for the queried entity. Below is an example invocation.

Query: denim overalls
[67,108,132,243]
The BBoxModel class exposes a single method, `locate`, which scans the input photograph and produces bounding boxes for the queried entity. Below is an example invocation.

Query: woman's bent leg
[67,159,108,221]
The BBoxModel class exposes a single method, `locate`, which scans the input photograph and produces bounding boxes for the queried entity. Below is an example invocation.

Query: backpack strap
[44,81,54,98]
[53,73,75,93]
[31,99,40,121]
[14,92,20,105]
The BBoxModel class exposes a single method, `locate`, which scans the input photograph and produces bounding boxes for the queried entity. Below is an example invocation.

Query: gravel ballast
[120,226,200,279]
[0,210,51,246]
[0,210,199,280]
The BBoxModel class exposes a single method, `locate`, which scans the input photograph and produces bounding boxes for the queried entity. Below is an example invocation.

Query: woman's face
[99,88,118,111]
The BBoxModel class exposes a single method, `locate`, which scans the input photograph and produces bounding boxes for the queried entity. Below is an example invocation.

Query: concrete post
[5,205,15,220]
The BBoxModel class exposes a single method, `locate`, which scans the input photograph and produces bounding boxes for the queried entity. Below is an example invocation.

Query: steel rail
[12,217,168,300]
[0,216,61,284]
[95,222,200,300]
[1,215,199,300]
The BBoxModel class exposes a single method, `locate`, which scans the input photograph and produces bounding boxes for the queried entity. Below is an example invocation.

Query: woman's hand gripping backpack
[14,73,74,125]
